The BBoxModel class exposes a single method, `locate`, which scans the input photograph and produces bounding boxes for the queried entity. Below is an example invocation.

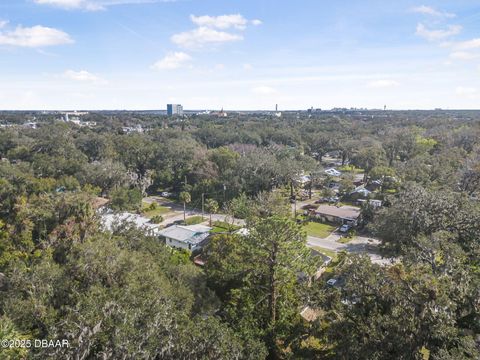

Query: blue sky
[0,0,480,110]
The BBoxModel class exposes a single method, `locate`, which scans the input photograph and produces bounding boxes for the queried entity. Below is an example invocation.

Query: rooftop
[315,205,361,220]
[158,224,212,245]
[101,211,160,234]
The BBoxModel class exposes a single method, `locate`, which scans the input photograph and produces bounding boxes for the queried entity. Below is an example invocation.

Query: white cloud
[0,20,9,29]
[63,69,106,83]
[171,27,242,49]
[416,23,462,42]
[190,14,248,30]
[189,14,263,30]
[152,52,192,70]
[34,0,102,10]
[449,51,478,60]
[0,25,73,47]
[366,80,399,88]
[171,14,261,49]
[243,63,253,70]
[454,38,480,50]
[34,0,169,11]
[252,86,277,95]
[412,5,455,18]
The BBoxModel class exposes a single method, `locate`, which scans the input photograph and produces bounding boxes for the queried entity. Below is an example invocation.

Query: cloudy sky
[0,0,480,110]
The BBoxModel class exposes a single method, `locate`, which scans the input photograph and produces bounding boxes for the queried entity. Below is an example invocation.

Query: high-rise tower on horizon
[167,104,183,116]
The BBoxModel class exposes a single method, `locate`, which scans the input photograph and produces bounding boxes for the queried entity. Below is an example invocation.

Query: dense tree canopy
[0,109,479,358]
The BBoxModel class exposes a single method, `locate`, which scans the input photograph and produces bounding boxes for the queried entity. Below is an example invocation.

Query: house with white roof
[101,211,161,236]
[158,224,212,251]
[325,168,341,177]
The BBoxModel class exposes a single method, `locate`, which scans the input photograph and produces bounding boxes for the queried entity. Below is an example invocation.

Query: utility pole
[201,193,205,220]
[294,196,297,219]
[223,184,226,203]
[184,175,188,190]
[309,172,313,199]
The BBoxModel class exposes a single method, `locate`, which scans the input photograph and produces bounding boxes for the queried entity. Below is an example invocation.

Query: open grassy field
[141,201,171,218]
[185,216,204,225]
[210,221,241,233]
[304,222,336,238]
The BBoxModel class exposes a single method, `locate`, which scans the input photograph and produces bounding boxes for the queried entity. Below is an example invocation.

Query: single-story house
[325,168,342,177]
[366,179,383,191]
[313,205,361,225]
[101,211,161,236]
[294,174,311,187]
[158,224,212,251]
[350,187,371,199]
[357,199,382,208]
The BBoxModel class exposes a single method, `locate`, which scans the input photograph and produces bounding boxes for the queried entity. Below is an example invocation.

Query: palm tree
[179,191,191,224]
[205,198,219,227]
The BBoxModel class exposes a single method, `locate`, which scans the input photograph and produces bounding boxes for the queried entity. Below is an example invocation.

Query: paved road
[144,197,245,227]
[147,196,391,264]
[308,234,393,265]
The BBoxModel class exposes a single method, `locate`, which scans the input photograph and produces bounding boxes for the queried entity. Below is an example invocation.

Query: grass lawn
[210,221,241,233]
[304,222,336,238]
[141,201,171,218]
[338,165,364,173]
[185,216,204,225]
[311,246,337,260]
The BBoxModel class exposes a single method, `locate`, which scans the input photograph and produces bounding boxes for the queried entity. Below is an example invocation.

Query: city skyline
[1,0,480,110]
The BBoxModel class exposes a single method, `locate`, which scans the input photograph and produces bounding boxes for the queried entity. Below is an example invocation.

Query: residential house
[294,173,311,188]
[101,211,161,236]
[324,168,341,177]
[350,187,371,200]
[158,224,212,251]
[313,205,361,225]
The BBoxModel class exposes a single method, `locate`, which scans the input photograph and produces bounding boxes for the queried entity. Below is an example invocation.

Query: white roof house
[351,187,371,197]
[158,224,212,251]
[325,168,341,177]
[294,174,311,186]
[101,212,161,236]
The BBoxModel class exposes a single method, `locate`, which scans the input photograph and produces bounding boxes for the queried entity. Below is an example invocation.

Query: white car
[339,224,351,233]
[161,191,173,198]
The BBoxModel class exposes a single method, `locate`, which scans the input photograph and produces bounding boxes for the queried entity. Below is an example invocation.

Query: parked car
[161,191,173,198]
[327,278,338,286]
[339,224,351,233]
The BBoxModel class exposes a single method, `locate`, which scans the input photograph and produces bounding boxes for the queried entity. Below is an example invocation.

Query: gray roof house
[314,205,361,225]
[158,224,212,251]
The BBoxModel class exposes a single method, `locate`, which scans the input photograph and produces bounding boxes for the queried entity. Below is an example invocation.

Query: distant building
[274,104,282,117]
[212,108,228,118]
[167,104,183,116]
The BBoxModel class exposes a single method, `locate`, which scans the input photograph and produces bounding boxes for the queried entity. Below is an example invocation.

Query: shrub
[150,215,164,224]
